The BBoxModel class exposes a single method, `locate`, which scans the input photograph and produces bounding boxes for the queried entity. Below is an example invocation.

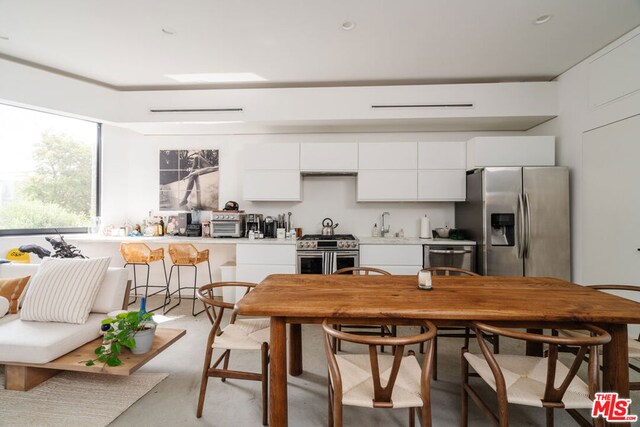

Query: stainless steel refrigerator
[455,167,570,280]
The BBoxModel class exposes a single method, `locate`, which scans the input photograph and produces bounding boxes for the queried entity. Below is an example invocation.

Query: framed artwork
[159,149,219,211]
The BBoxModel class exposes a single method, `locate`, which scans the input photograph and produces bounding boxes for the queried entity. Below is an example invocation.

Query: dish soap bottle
[372,223,380,237]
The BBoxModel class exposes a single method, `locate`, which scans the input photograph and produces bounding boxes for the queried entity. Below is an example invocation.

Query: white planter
[131,326,156,355]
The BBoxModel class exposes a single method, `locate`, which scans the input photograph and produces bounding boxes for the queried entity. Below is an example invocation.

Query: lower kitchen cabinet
[235,264,296,283]
[417,170,466,201]
[243,170,301,201]
[359,244,423,273]
[236,243,297,284]
[357,170,418,201]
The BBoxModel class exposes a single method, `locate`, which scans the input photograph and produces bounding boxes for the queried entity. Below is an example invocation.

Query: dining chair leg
[461,347,469,427]
[545,407,553,427]
[197,344,214,418]
[333,390,343,427]
[261,342,269,426]
[432,335,439,381]
[328,380,334,427]
[221,349,231,383]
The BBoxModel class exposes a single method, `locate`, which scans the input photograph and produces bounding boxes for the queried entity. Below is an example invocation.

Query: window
[0,103,100,235]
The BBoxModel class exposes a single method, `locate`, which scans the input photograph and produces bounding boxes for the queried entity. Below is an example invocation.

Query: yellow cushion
[0,276,30,313]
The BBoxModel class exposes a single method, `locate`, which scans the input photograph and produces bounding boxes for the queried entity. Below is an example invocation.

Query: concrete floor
[112,295,640,426]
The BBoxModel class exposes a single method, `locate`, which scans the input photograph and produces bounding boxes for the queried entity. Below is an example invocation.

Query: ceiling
[0,0,639,91]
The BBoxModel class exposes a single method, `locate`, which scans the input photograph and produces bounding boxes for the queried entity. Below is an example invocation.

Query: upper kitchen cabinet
[358,142,417,170]
[417,170,466,201]
[243,170,301,201]
[357,170,417,201]
[244,143,300,170]
[466,136,555,170]
[300,143,358,172]
[418,141,466,170]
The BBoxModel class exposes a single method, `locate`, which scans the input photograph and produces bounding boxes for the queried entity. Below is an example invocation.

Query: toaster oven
[210,211,246,237]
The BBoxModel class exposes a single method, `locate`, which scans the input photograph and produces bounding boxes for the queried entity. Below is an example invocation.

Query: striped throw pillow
[0,275,30,313]
[21,257,111,324]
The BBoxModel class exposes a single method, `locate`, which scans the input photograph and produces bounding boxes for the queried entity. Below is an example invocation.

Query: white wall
[528,26,640,284]
[102,127,526,238]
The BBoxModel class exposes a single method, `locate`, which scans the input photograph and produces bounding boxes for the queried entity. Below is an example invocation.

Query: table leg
[525,329,543,356]
[602,323,630,427]
[270,317,288,427]
[289,323,303,376]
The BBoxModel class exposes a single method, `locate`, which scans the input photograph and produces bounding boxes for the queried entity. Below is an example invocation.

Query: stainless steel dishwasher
[423,244,476,272]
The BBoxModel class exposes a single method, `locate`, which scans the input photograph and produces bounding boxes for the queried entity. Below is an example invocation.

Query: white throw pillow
[20,257,111,324]
[0,296,9,318]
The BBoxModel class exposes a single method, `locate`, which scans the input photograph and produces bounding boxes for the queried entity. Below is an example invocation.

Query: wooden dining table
[236,274,640,427]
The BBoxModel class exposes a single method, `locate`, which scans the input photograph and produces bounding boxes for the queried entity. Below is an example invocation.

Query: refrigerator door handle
[517,193,525,259]
[524,192,532,258]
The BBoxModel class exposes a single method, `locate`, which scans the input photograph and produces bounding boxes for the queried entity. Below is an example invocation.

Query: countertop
[64,235,296,245]
[65,235,475,246]
[357,236,476,246]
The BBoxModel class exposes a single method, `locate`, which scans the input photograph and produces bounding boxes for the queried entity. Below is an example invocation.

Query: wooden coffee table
[4,327,186,391]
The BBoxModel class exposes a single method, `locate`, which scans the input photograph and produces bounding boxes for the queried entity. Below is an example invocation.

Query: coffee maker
[245,213,263,237]
[262,216,278,238]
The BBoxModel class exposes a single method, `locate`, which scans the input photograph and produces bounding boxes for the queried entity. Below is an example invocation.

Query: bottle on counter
[372,223,380,237]
[159,217,165,236]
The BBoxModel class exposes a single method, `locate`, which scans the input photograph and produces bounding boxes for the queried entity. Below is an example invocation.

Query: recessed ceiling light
[161,28,175,35]
[166,73,267,83]
[534,14,552,25]
[341,21,356,31]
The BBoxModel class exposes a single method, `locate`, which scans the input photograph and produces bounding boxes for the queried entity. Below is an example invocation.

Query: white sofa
[0,263,128,364]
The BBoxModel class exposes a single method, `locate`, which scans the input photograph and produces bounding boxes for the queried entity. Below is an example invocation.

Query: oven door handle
[428,249,471,255]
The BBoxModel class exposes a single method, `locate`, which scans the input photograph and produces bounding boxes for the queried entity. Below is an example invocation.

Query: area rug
[0,370,168,427]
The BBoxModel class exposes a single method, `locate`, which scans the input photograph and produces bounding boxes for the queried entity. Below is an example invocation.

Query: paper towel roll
[420,215,432,239]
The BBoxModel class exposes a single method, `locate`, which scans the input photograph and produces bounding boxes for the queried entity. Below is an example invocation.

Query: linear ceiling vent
[149,108,243,113]
[371,103,474,109]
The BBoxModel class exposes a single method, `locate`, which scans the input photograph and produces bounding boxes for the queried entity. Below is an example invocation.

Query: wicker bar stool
[120,242,169,312]
[164,243,213,317]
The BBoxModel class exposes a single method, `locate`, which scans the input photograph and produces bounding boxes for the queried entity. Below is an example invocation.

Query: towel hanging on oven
[322,251,338,275]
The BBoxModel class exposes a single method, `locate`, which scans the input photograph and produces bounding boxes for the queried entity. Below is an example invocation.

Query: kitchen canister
[420,214,432,239]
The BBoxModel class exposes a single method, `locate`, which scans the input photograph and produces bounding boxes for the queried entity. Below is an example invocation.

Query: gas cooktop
[297,234,358,250]
[299,234,357,241]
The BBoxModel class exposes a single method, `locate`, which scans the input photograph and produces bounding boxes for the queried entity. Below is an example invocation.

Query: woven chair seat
[559,329,640,358]
[120,243,164,264]
[168,244,209,265]
[333,353,423,409]
[464,353,593,409]
[213,318,270,351]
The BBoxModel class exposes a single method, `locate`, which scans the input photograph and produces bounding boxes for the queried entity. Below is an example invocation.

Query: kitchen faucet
[381,212,390,237]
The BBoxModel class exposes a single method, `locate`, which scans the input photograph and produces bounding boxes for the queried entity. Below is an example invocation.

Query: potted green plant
[84,310,156,367]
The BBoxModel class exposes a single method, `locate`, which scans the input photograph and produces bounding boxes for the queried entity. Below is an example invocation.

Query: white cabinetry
[360,244,423,275]
[357,170,417,201]
[300,143,358,172]
[418,170,466,201]
[418,141,466,170]
[244,143,299,170]
[466,136,555,170]
[417,141,466,201]
[243,170,301,201]
[358,143,417,170]
[236,244,296,284]
[243,143,301,201]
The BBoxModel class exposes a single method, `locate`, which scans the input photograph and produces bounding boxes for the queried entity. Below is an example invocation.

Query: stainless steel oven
[423,244,476,272]
[296,234,359,274]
